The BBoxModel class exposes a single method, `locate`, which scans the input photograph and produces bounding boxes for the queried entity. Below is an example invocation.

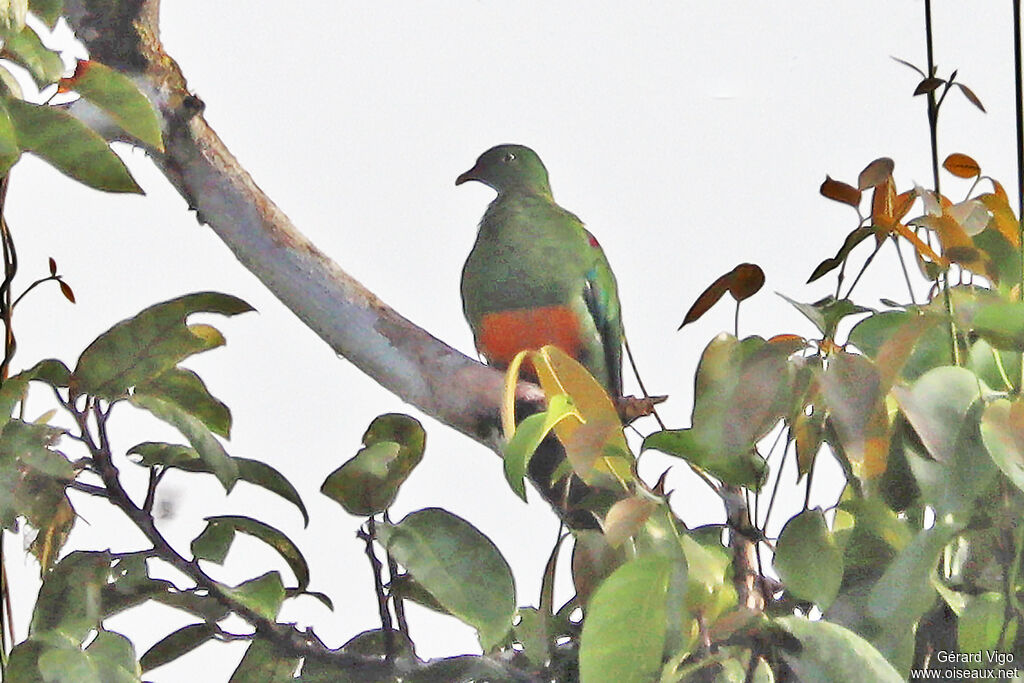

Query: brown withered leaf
[602,495,657,548]
[955,82,986,113]
[48,257,56,276]
[59,281,75,304]
[679,263,765,329]
[858,157,895,190]
[820,176,861,208]
[913,76,945,96]
[728,263,765,301]
[943,152,981,179]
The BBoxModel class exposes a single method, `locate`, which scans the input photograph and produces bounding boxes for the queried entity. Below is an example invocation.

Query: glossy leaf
[377,508,515,649]
[579,556,672,683]
[6,98,142,193]
[0,98,20,175]
[942,152,981,178]
[140,623,217,673]
[60,60,164,150]
[775,508,842,609]
[893,366,984,464]
[136,367,231,438]
[502,393,577,501]
[72,292,252,399]
[780,294,870,339]
[199,515,309,590]
[227,571,286,621]
[776,616,903,682]
[130,393,238,490]
[820,175,861,207]
[321,413,425,515]
[128,443,308,525]
[531,345,632,483]
[3,25,63,87]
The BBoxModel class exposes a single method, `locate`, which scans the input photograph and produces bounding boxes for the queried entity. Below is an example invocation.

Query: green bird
[456,144,623,397]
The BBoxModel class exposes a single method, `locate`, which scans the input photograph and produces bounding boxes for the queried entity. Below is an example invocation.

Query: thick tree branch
[62,0,545,455]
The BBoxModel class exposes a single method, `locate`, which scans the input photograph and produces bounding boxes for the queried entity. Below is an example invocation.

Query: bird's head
[456,144,552,197]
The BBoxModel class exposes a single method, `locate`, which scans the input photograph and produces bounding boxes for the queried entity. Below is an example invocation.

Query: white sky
[2,2,1017,680]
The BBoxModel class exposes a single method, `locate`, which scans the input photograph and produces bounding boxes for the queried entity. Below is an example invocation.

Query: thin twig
[891,236,918,305]
[382,511,409,639]
[361,517,394,657]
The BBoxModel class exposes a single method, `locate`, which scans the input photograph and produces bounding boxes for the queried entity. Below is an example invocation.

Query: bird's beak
[455,165,479,186]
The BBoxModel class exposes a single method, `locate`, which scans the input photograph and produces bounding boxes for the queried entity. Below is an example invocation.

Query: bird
[456,144,623,397]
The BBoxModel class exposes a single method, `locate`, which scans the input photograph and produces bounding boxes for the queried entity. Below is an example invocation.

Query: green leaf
[867,523,956,646]
[38,647,102,683]
[31,551,112,642]
[60,60,163,150]
[82,631,140,683]
[6,97,141,193]
[377,508,515,649]
[28,0,61,27]
[236,458,309,527]
[3,25,63,86]
[72,292,253,400]
[136,367,231,438]
[0,0,26,40]
[139,623,217,672]
[972,301,1024,351]
[642,335,795,489]
[226,571,285,621]
[228,638,299,683]
[23,359,71,387]
[0,418,71,479]
[129,443,308,526]
[775,509,843,610]
[191,518,235,564]
[130,392,238,491]
[807,226,873,283]
[980,398,1024,494]
[579,556,672,683]
[0,97,20,174]
[200,515,309,590]
[321,413,425,516]
[780,294,871,339]
[958,592,1005,654]
[776,616,903,682]
[502,393,576,501]
[893,366,985,465]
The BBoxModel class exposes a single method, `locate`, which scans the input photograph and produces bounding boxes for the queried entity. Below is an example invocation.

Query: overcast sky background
[1,2,1018,680]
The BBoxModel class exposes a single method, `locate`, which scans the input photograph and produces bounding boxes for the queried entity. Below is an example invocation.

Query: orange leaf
[820,176,861,208]
[870,175,896,229]
[858,157,894,190]
[943,152,981,179]
[991,179,1008,202]
[893,189,917,223]
[891,221,947,269]
[979,193,1020,248]
[728,263,765,301]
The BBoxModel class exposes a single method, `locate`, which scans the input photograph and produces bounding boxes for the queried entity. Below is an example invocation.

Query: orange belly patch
[478,306,582,368]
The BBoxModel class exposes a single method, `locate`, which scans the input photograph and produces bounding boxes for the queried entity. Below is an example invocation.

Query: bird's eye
[503,152,516,163]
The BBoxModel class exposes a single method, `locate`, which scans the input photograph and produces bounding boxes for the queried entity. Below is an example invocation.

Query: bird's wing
[582,229,623,397]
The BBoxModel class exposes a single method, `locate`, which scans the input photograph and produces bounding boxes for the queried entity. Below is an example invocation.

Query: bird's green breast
[461,193,590,326]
